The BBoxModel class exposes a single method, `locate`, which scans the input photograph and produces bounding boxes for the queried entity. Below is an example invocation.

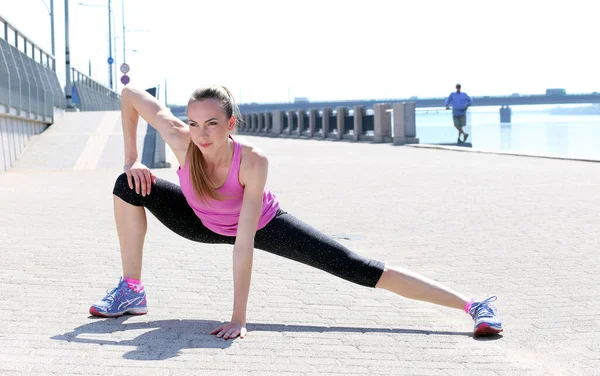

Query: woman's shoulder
[235,137,269,186]
[235,137,268,163]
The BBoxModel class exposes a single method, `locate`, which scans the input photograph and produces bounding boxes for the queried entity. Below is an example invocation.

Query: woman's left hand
[210,322,247,340]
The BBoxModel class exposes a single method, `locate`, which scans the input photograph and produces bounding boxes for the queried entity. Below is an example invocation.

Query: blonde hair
[187,86,242,203]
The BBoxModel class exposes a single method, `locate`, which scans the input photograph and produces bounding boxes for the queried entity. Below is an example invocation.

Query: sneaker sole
[474,323,503,336]
[89,306,148,318]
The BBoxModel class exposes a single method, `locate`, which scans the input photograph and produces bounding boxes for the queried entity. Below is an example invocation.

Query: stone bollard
[392,102,419,145]
[238,114,248,132]
[264,112,272,133]
[239,114,246,132]
[373,104,392,143]
[286,111,295,136]
[271,110,284,135]
[249,113,256,132]
[242,114,248,132]
[322,108,330,139]
[257,113,264,133]
[336,107,346,140]
[308,109,317,138]
[298,110,307,136]
[353,106,364,141]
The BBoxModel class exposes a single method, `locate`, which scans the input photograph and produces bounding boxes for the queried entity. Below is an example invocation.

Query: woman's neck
[203,138,233,169]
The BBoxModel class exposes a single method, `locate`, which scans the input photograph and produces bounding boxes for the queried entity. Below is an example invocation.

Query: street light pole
[113,21,117,91]
[164,78,168,106]
[64,0,73,109]
[108,0,113,90]
[39,0,56,69]
[50,0,55,57]
[122,0,126,64]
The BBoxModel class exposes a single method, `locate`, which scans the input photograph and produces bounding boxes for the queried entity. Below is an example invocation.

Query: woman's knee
[113,173,142,206]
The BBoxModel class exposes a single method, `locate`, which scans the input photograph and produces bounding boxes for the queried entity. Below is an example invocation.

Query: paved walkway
[1,123,599,375]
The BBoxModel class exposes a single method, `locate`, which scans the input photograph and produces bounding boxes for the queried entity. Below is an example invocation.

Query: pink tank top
[176,137,279,237]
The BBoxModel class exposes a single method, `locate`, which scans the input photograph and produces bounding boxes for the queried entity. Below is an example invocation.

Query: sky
[0,0,598,106]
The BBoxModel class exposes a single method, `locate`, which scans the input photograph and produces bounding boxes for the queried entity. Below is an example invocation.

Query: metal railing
[0,15,56,72]
[0,15,64,120]
[70,67,120,111]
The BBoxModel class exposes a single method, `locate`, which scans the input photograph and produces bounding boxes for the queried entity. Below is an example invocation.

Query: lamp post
[64,0,73,109]
[122,0,126,64]
[108,0,113,89]
[38,0,55,69]
[77,1,114,90]
[50,0,55,57]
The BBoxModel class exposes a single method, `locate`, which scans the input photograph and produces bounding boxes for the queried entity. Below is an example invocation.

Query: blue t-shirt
[445,92,472,116]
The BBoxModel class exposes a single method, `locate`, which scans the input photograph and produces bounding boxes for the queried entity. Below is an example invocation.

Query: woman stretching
[90,86,503,339]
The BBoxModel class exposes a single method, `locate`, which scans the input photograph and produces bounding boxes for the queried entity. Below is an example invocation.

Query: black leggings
[113,173,385,287]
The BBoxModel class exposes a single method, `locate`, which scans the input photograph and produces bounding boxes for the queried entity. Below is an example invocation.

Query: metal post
[112,7,117,91]
[89,58,92,76]
[65,0,73,109]
[122,0,126,64]
[107,0,113,90]
[50,0,55,57]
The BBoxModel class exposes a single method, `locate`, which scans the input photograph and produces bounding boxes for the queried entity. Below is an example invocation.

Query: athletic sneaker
[89,278,147,318]
[469,296,503,336]
[463,133,469,142]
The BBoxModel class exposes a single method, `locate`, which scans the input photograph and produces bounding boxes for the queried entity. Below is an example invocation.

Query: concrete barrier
[0,115,48,172]
[392,102,419,145]
[141,87,170,168]
[271,110,284,135]
[321,108,331,139]
[264,112,272,133]
[256,113,262,133]
[238,102,420,147]
[353,106,363,141]
[286,111,296,136]
[298,110,306,137]
[308,109,317,138]
[335,107,347,140]
[374,103,392,143]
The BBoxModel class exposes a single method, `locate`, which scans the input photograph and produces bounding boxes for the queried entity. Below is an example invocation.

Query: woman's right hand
[124,161,156,197]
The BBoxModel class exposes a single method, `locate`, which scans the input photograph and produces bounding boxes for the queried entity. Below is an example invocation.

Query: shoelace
[102,280,126,303]
[469,296,497,318]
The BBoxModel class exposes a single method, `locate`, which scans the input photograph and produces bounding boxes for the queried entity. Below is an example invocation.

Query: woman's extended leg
[255,210,502,335]
[374,266,469,310]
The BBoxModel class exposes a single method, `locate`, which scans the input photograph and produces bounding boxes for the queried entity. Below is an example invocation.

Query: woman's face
[187,99,234,153]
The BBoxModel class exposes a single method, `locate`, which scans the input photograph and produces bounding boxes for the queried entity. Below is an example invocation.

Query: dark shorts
[453,115,467,127]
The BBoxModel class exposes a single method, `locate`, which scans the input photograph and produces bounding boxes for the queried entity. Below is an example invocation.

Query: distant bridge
[233,93,600,114]
[168,92,600,124]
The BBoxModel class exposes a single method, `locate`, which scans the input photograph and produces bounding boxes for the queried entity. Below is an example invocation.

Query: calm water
[415,107,600,159]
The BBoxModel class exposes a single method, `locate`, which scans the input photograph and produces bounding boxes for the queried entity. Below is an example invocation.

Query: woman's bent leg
[114,195,147,280]
[112,173,234,279]
[91,173,234,317]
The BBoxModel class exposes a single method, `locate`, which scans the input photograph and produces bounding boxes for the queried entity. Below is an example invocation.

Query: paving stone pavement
[1,132,600,375]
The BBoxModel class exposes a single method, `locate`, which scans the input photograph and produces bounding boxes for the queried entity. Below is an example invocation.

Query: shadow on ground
[51,316,498,360]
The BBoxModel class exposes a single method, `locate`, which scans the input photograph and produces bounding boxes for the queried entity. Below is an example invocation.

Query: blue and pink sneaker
[89,278,147,318]
[469,296,503,336]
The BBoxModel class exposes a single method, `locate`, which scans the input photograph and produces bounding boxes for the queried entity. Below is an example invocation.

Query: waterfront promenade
[1,119,599,375]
